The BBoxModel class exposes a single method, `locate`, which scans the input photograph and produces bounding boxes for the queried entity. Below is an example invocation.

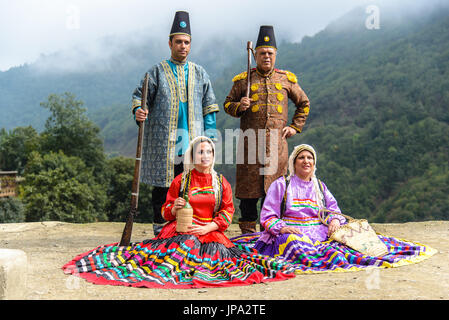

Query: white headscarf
[288,144,325,208]
[181,136,221,212]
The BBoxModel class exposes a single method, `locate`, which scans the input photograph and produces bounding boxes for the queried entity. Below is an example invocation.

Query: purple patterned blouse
[259,175,346,244]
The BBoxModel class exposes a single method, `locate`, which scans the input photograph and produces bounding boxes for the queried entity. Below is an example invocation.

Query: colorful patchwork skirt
[62,234,296,288]
[231,232,437,274]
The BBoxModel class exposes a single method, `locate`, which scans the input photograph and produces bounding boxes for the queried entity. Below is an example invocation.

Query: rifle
[119,73,149,247]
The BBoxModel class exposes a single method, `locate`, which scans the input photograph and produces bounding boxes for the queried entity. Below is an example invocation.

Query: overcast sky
[0,0,438,71]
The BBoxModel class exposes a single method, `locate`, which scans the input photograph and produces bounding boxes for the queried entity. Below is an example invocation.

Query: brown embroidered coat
[224,68,310,198]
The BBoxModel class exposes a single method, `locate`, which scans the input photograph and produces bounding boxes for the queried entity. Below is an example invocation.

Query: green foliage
[301,116,449,222]
[39,92,106,175]
[104,156,152,222]
[21,151,107,223]
[0,126,40,174]
[373,164,449,222]
[0,197,25,223]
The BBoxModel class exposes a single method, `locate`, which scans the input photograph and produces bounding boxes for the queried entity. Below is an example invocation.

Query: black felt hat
[170,11,191,37]
[255,25,277,49]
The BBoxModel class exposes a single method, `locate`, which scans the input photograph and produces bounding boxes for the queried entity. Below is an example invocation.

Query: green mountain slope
[276,6,449,222]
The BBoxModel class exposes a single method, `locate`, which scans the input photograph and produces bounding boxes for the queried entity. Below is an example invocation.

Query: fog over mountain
[2,0,440,72]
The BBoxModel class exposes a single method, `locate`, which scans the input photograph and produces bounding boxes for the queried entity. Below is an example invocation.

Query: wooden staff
[246,41,253,97]
[119,73,149,247]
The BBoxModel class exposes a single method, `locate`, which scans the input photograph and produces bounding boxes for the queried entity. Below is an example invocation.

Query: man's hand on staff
[135,108,148,122]
[282,126,296,139]
[239,97,252,112]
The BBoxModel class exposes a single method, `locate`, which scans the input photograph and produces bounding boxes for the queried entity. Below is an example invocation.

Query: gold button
[252,105,259,112]
[277,93,284,101]
[251,93,259,101]
[251,84,259,91]
[275,83,282,90]
[277,106,283,113]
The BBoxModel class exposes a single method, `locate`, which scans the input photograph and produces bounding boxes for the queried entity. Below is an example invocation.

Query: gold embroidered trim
[251,92,284,102]
[251,83,259,91]
[203,103,219,115]
[233,102,241,116]
[289,124,302,133]
[250,103,283,113]
[187,62,196,140]
[132,98,141,109]
[232,71,247,82]
[251,82,283,91]
[177,64,187,102]
[161,61,180,186]
[304,106,310,115]
[285,70,298,83]
[255,45,276,50]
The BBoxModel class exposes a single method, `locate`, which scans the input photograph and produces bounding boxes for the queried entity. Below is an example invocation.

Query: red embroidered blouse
[159,169,235,247]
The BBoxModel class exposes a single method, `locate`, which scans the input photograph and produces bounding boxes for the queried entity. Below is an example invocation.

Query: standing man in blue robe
[132,11,219,236]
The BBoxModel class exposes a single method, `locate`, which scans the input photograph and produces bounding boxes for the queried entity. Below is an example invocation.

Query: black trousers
[152,158,184,224]
[238,197,266,222]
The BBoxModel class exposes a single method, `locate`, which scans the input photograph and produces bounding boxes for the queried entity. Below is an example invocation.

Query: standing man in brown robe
[224,25,311,234]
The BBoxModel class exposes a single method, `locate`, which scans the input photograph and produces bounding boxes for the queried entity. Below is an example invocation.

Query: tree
[39,93,106,177]
[0,197,25,223]
[21,151,107,223]
[0,126,40,173]
[105,156,152,222]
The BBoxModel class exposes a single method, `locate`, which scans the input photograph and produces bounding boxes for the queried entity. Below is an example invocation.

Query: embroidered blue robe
[132,59,219,187]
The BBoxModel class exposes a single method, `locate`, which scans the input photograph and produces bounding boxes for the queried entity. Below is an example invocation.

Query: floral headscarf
[288,144,325,208]
[181,136,221,212]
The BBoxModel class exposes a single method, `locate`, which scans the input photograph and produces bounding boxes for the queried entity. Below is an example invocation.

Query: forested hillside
[276,6,449,222]
[1,5,448,223]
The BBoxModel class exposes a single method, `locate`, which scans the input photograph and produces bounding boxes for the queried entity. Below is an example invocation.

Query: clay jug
[176,195,193,232]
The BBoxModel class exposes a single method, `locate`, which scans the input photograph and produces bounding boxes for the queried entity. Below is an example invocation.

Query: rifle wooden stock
[119,73,149,247]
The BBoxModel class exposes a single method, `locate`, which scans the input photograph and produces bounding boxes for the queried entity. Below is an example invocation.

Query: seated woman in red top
[62,136,295,289]
[158,136,237,247]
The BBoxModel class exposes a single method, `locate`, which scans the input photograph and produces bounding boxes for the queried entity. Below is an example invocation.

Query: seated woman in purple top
[232,144,437,274]
[259,144,344,245]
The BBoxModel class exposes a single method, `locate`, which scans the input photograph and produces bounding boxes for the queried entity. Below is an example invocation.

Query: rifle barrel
[119,73,149,247]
